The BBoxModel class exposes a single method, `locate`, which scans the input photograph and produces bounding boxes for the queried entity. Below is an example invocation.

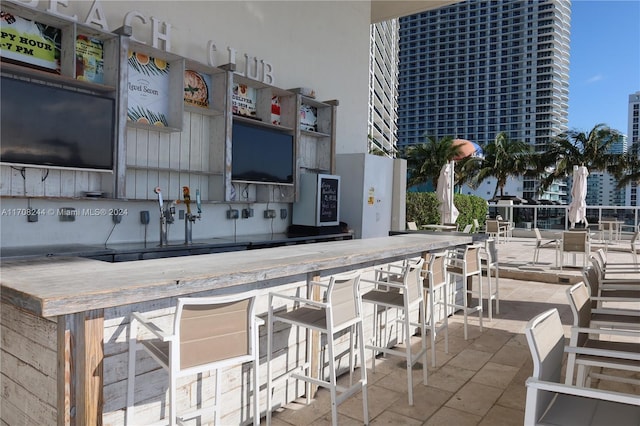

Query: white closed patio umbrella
[568,165,589,228]
[437,161,459,225]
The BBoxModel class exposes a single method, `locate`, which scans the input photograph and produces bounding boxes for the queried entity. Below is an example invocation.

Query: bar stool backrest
[582,266,601,307]
[430,253,447,287]
[562,230,588,253]
[485,238,498,265]
[465,245,481,274]
[566,282,591,348]
[524,309,567,423]
[176,296,255,370]
[327,272,362,329]
[406,258,426,303]
[486,220,499,233]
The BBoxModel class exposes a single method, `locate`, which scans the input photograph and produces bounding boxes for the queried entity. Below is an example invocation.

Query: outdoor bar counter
[1,233,473,425]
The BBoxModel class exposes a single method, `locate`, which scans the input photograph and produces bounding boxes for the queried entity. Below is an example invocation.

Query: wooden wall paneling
[24,168,43,197]
[0,303,57,425]
[115,34,130,199]
[43,169,60,197]
[0,166,11,196]
[134,169,148,200]
[9,167,24,196]
[57,315,74,426]
[59,170,76,197]
[158,126,172,170]
[168,132,181,199]
[188,113,203,174]
[74,171,89,196]
[135,128,150,168]
[146,130,160,194]
[74,309,105,426]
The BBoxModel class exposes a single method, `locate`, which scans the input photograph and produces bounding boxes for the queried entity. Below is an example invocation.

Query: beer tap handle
[196,189,202,215]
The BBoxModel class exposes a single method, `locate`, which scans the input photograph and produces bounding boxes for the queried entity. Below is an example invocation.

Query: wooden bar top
[0,234,472,318]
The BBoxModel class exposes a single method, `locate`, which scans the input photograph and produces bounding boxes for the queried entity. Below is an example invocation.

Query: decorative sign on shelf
[127,51,171,127]
[184,69,211,108]
[271,95,281,125]
[76,35,104,84]
[300,104,317,132]
[232,83,257,118]
[0,10,60,73]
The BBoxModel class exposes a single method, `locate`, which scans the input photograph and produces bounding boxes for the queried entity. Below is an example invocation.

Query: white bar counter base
[1,233,472,425]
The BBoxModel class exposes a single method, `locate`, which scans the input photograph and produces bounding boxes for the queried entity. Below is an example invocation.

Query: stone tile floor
[265,236,640,425]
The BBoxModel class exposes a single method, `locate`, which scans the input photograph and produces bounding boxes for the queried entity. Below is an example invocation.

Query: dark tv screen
[232,120,294,184]
[1,77,115,171]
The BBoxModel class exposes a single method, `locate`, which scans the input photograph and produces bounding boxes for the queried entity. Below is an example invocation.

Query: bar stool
[266,271,368,426]
[126,293,261,426]
[446,244,484,340]
[361,257,428,406]
[423,251,449,367]
[480,238,500,321]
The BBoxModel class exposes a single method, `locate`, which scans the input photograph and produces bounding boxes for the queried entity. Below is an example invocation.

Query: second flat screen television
[232,120,294,184]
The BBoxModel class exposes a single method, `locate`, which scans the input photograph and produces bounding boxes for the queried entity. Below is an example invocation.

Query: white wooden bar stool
[423,251,449,367]
[446,244,484,340]
[360,257,428,406]
[126,293,261,426]
[480,238,500,321]
[266,271,368,426]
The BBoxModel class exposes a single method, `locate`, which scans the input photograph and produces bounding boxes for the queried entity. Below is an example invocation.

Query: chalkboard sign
[292,173,340,227]
[319,175,339,224]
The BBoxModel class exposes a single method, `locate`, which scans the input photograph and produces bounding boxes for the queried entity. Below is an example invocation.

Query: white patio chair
[126,293,261,426]
[485,220,507,243]
[422,251,449,367]
[565,282,640,388]
[480,238,500,321]
[407,221,418,231]
[532,228,558,265]
[524,308,640,426]
[461,223,473,233]
[266,271,368,426]
[361,257,428,406]
[446,244,484,340]
[582,266,640,304]
[559,230,590,270]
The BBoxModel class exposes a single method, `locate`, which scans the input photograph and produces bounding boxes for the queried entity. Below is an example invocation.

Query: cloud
[586,74,604,84]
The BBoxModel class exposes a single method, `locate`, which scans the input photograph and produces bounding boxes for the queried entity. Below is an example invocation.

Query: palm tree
[616,141,640,188]
[537,123,624,192]
[470,132,534,198]
[401,135,462,188]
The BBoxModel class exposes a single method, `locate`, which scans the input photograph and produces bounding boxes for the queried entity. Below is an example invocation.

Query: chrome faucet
[155,187,175,247]
[182,186,201,245]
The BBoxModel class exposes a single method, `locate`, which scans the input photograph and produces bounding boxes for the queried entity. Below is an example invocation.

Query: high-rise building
[368,19,400,157]
[628,91,640,207]
[397,0,571,200]
[586,134,627,207]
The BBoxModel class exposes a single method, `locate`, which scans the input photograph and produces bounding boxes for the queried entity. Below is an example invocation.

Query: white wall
[0,1,372,248]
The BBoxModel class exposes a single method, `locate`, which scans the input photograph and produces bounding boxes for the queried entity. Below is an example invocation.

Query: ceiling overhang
[371,0,464,23]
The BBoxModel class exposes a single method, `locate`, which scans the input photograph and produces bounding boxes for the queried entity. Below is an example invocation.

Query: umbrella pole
[449,160,455,224]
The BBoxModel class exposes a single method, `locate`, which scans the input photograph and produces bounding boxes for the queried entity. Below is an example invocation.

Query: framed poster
[76,35,104,84]
[0,11,61,73]
[231,83,257,118]
[184,69,211,108]
[127,51,171,127]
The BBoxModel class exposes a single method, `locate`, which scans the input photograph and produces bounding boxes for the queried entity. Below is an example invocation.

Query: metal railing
[489,204,640,233]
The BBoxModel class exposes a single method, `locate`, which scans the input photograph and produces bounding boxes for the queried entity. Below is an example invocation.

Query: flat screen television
[0,77,116,171]
[232,120,294,184]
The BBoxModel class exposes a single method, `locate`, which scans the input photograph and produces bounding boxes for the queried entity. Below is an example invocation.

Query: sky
[568,0,640,134]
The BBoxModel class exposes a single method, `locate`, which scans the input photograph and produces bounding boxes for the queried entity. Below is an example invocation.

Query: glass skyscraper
[397,0,571,200]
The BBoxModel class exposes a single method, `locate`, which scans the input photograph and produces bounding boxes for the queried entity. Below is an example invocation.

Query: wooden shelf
[126,165,222,177]
[233,115,294,132]
[0,61,116,93]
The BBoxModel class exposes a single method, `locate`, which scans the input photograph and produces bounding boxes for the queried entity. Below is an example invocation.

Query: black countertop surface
[0,232,353,262]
